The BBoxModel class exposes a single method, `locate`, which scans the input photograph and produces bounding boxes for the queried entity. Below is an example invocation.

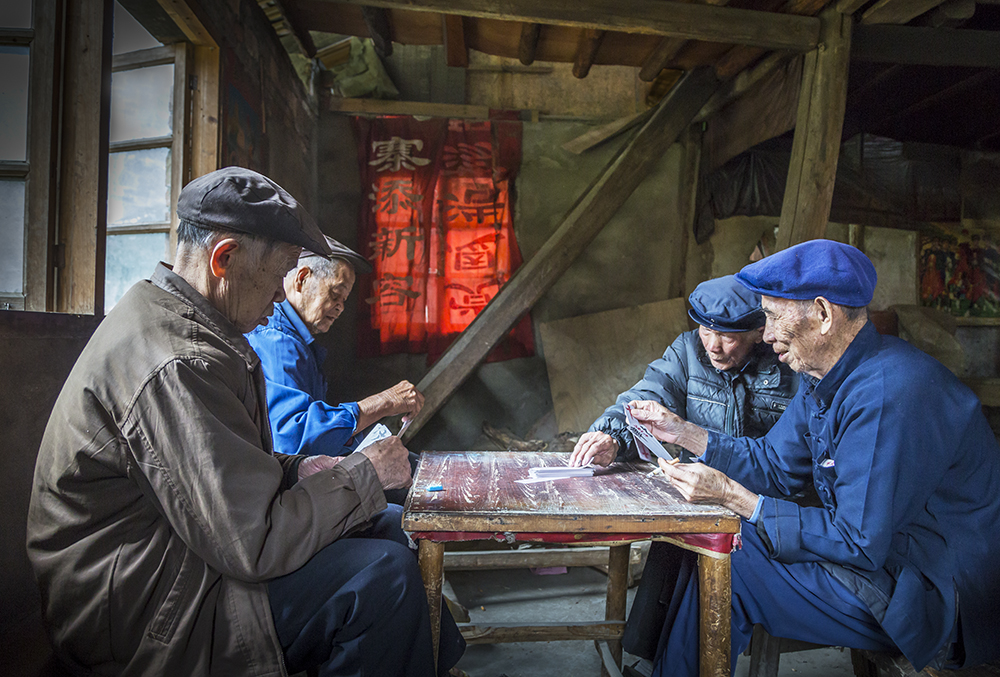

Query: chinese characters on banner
[354,115,534,363]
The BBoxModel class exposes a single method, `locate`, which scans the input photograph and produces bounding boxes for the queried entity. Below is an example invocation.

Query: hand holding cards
[624,403,677,462]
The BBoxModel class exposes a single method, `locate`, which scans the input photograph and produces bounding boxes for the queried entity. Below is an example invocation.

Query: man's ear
[209,239,240,279]
[750,326,765,344]
[294,265,311,292]
[814,296,835,336]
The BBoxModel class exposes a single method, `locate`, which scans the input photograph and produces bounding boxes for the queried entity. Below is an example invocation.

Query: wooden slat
[401,68,721,442]
[775,8,852,251]
[25,0,59,311]
[573,28,606,79]
[597,640,626,677]
[518,22,541,65]
[328,97,490,119]
[442,14,468,67]
[444,546,613,570]
[109,135,173,153]
[836,0,869,13]
[155,0,214,45]
[278,0,318,57]
[459,620,625,644]
[0,28,34,44]
[111,44,175,72]
[852,25,1000,68]
[322,0,822,52]
[862,0,947,25]
[696,52,789,122]
[190,43,220,181]
[639,0,731,82]
[56,0,114,315]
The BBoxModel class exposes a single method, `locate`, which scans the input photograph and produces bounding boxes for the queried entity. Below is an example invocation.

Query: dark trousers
[646,527,896,677]
[267,505,466,677]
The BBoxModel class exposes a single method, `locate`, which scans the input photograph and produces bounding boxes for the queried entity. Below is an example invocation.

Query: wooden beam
[401,68,721,442]
[573,28,605,78]
[442,14,468,67]
[189,43,220,181]
[321,0,821,52]
[518,22,541,65]
[156,0,215,45]
[361,5,393,57]
[776,8,852,251]
[696,52,789,122]
[111,44,176,72]
[639,0,731,82]
[561,110,652,154]
[444,546,614,570]
[459,621,625,644]
[278,0,318,57]
[836,0,869,14]
[862,0,947,24]
[851,25,1000,68]
[328,97,490,119]
[56,0,113,315]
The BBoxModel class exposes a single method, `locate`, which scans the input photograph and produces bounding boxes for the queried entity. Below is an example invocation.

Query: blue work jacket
[706,322,1000,669]
[246,300,359,456]
[591,330,798,460]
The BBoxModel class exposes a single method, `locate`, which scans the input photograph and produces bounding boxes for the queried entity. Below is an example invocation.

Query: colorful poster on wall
[920,224,1000,317]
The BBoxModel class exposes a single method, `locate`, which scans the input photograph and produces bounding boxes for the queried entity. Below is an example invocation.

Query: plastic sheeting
[695,134,962,243]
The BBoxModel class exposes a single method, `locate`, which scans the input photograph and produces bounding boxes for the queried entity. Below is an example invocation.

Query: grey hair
[289,253,351,281]
[176,220,273,265]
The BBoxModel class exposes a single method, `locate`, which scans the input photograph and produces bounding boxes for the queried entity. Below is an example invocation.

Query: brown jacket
[27,263,387,676]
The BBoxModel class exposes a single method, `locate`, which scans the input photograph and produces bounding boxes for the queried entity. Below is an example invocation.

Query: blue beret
[687,275,765,332]
[735,239,876,307]
[178,167,332,258]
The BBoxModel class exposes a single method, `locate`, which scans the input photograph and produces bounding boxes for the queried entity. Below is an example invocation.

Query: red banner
[355,115,534,363]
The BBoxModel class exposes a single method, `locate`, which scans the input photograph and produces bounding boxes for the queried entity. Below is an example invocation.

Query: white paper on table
[354,423,392,452]
[624,404,676,462]
[515,466,596,484]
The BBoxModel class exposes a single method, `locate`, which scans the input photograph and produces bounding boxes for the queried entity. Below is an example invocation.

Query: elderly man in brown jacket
[26,167,465,677]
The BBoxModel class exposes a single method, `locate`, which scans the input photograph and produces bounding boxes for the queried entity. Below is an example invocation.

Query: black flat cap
[177,167,332,257]
[301,235,373,274]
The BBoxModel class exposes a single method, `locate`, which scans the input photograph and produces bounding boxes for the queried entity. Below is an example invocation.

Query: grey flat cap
[303,235,373,274]
[177,167,332,257]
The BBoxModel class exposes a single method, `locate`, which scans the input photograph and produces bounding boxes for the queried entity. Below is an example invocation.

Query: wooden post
[698,553,732,677]
[603,544,631,677]
[775,8,852,251]
[56,0,113,315]
[418,540,446,669]
[402,67,721,443]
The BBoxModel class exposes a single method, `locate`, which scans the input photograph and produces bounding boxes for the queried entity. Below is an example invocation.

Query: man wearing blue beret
[570,274,799,661]
[630,239,1000,675]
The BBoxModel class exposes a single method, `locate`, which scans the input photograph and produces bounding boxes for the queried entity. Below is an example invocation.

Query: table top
[403,451,739,536]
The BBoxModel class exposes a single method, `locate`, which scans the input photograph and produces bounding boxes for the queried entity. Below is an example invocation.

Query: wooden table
[403,451,740,677]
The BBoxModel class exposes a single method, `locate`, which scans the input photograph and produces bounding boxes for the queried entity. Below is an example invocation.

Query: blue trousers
[268,505,466,677]
[651,525,897,677]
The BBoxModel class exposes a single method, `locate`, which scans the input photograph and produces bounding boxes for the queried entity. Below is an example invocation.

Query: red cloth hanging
[354,115,534,364]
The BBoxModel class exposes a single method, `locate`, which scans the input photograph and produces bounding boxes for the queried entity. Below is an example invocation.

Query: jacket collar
[807,321,879,407]
[151,262,260,369]
[273,299,315,346]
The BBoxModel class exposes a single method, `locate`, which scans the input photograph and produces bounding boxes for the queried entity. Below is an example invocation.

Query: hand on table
[656,457,758,518]
[359,436,413,490]
[297,454,343,482]
[569,431,619,467]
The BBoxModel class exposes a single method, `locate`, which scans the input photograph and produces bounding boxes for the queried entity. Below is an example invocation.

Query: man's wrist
[677,422,709,456]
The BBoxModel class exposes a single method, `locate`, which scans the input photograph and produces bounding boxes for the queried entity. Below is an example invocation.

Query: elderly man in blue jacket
[570,274,799,660]
[247,237,421,503]
[630,240,1000,675]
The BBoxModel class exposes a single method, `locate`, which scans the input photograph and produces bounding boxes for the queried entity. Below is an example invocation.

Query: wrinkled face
[698,325,764,371]
[297,262,356,335]
[761,296,824,377]
[229,242,302,333]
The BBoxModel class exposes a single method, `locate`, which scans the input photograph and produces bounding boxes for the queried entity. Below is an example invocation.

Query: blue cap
[735,239,876,307]
[687,275,765,333]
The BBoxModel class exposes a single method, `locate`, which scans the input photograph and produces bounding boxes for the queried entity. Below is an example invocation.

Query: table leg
[418,539,445,670]
[697,552,731,677]
[602,544,630,677]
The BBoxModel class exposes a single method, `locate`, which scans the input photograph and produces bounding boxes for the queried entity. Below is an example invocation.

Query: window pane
[110,64,174,143]
[113,1,162,55]
[108,147,171,226]
[0,179,26,294]
[0,1,32,29]
[0,46,30,161]
[105,232,169,310]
